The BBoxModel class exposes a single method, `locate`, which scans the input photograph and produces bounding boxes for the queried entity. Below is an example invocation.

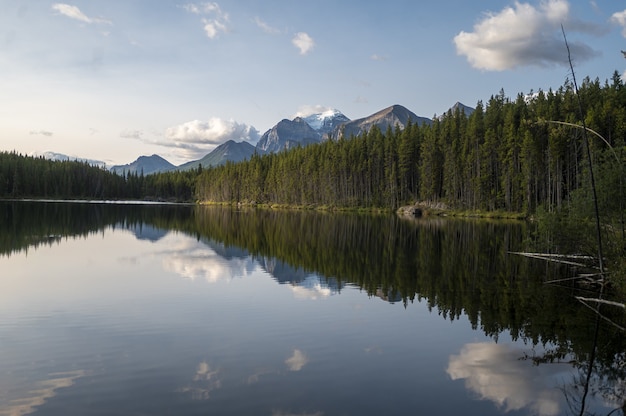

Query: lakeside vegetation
[2,73,624,214]
[195,74,625,216]
[1,73,625,284]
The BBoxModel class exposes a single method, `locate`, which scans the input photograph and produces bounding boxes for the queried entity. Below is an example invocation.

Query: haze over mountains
[103,102,473,175]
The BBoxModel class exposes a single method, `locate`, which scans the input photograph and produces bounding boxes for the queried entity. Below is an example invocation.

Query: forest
[1,72,625,221]
[195,73,625,217]
[0,151,197,202]
[193,72,626,282]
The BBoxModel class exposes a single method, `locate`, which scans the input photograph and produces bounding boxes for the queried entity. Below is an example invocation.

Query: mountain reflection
[2,200,625,414]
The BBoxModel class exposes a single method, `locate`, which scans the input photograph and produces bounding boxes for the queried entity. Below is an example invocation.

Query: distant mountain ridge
[256,117,322,154]
[176,140,256,171]
[110,154,174,175]
[108,102,473,175]
[441,101,475,118]
[332,104,431,140]
[35,151,107,168]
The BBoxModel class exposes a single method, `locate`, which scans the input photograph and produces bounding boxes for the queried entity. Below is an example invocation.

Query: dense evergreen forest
[0,151,197,201]
[1,73,624,220]
[196,73,625,217]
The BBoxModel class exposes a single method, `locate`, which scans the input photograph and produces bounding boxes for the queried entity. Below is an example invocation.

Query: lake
[1,201,624,415]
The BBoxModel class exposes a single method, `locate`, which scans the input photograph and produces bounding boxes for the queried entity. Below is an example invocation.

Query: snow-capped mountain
[96,102,470,175]
[301,108,350,135]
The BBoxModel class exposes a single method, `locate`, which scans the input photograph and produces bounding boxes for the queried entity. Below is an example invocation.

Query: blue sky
[1,0,625,166]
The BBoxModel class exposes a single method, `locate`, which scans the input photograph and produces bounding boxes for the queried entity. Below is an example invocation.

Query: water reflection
[160,237,257,283]
[285,349,309,372]
[178,361,222,401]
[447,343,566,415]
[2,371,85,416]
[1,201,625,415]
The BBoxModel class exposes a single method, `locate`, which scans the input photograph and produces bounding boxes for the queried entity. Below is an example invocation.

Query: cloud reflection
[285,349,309,372]
[178,361,222,400]
[290,276,334,300]
[160,238,256,283]
[447,342,567,415]
[247,368,278,384]
[1,370,84,416]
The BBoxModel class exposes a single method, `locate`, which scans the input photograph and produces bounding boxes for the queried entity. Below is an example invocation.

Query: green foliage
[0,151,197,202]
[2,73,625,215]
[195,73,626,215]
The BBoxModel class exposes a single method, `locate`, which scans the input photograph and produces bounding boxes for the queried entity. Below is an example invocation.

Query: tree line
[1,72,624,216]
[0,151,197,201]
[196,72,626,217]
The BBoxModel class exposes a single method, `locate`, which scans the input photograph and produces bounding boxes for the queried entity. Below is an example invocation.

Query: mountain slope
[110,154,175,175]
[332,104,431,140]
[301,108,350,136]
[36,151,106,168]
[175,140,256,171]
[446,102,475,117]
[256,118,322,154]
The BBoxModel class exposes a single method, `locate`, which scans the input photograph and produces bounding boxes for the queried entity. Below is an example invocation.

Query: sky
[1,0,625,166]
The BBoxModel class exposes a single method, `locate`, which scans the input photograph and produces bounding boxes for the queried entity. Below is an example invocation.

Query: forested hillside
[1,73,624,215]
[196,74,626,216]
[0,151,197,201]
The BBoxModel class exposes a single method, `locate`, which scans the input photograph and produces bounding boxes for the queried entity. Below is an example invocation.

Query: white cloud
[29,130,53,137]
[161,118,259,159]
[447,342,571,415]
[294,104,334,118]
[119,130,143,140]
[611,9,626,37]
[254,17,280,35]
[285,349,308,371]
[202,18,227,39]
[370,54,388,61]
[52,3,112,25]
[454,0,599,71]
[182,3,220,15]
[292,32,315,55]
[183,2,229,39]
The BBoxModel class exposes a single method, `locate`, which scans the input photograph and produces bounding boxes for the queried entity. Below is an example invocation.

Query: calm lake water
[1,201,624,416]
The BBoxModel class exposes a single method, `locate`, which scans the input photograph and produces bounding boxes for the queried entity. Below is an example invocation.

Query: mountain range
[84,102,474,175]
[33,151,107,168]
[110,154,174,175]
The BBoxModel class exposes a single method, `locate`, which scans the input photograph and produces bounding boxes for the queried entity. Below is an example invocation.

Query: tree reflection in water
[1,201,625,414]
